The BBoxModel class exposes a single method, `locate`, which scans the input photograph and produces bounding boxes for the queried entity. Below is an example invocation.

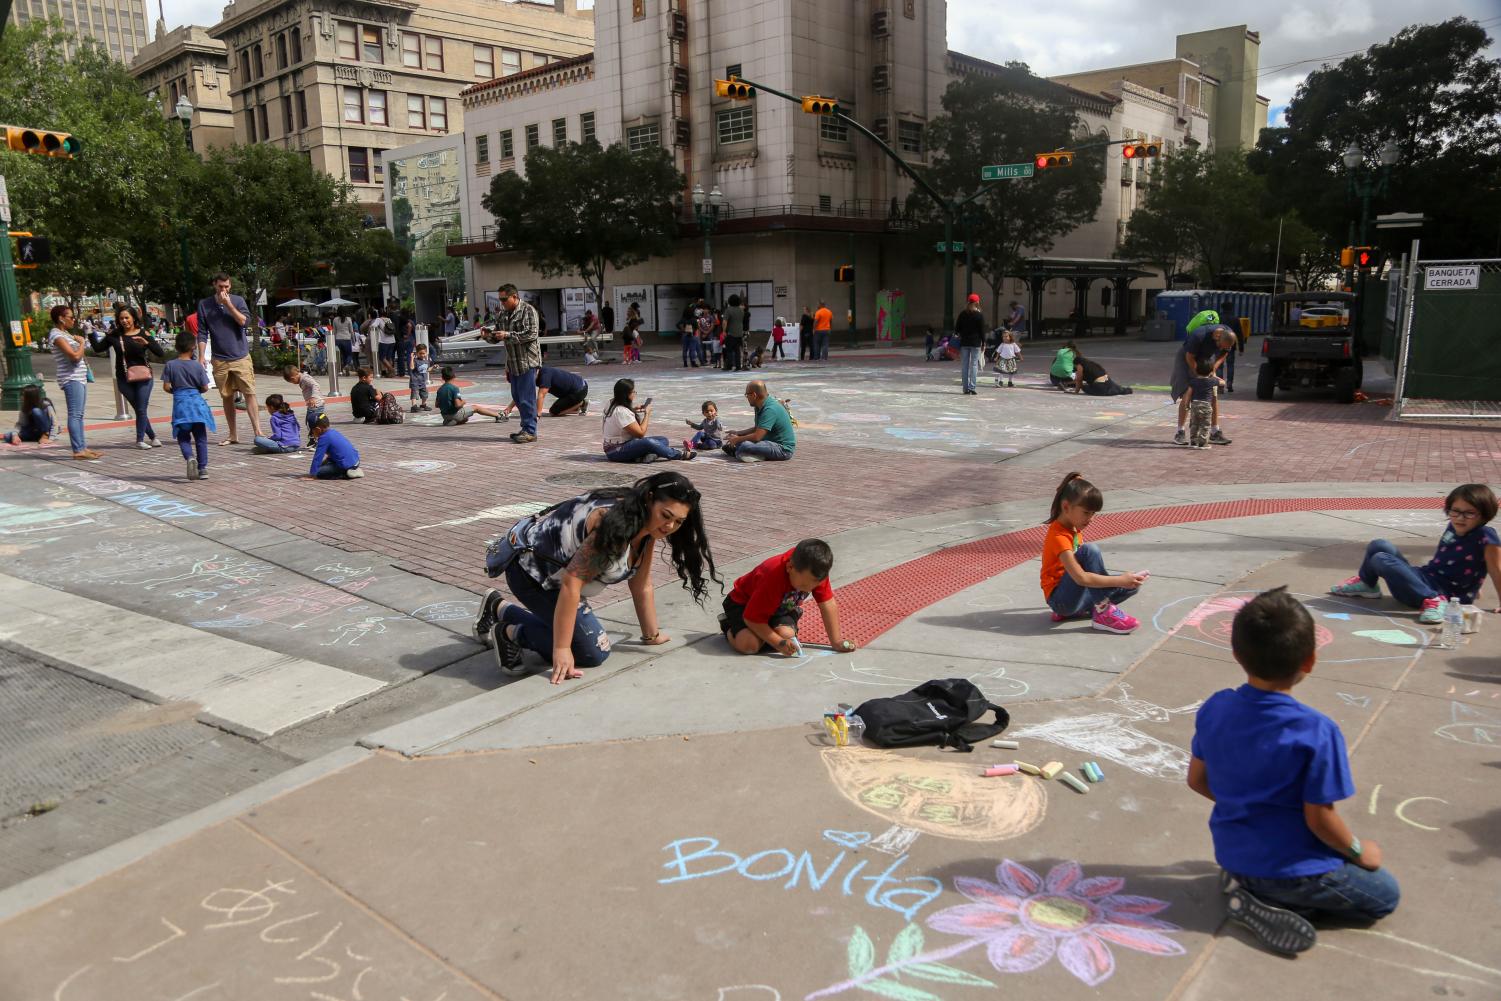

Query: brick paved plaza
[0,341,1497,1001]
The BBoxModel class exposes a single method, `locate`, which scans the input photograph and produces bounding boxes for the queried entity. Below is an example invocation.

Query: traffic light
[1122,142,1159,159]
[714,78,755,100]
[1034,150,1074,169]
[801,96,840,115]
[1339,246,1354,268]
[1354,247,1383,271]
[3,125,81,159]
[834,265,854,283]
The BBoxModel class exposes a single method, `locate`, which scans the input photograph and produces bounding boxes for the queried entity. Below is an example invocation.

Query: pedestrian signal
[3,126,81,159]
[714,78,755,100]
[1034,151,1074,169]
[834,265,854,283]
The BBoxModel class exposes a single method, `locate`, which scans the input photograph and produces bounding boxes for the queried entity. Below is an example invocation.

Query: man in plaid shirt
[482,283,543,443]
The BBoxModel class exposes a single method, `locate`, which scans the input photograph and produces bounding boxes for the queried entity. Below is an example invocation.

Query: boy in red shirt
[722,539,857,655]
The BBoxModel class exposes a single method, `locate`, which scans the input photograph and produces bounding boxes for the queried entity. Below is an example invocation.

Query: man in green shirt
[435,366,506,426]
[722,379,795,462]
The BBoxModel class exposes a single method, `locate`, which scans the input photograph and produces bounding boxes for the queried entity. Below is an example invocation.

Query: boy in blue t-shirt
[1189,586,1399,955]
[305,415,365,480]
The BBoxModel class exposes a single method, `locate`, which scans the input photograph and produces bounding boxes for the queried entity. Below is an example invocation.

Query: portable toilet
[1153,291,1197,341]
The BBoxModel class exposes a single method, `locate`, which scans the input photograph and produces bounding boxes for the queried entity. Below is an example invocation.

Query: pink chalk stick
[983,764,1020,777]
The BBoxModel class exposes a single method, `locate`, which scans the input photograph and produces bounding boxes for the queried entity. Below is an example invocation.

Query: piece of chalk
[1040,761,1064,780]
[982,764,1020,777]
[1014,760,1042,775]
[1083,761,1105,783]
[991,739,1019,749]
[1059,771,1089,794]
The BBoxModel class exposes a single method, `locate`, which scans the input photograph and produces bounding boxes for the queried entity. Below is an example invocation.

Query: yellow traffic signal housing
[3,125,81,158]
[714,78,755,100]
[1034,150,1074,169]
[1122,142,1159,159]
[1339,246,1355,268]
[801,96,840,115]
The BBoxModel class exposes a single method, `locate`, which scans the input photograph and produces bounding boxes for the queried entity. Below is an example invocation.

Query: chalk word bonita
[659,835,942,922]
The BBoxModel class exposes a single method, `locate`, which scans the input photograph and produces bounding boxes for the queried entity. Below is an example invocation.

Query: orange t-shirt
[813,307,833,331]
[1040,519,1081,599]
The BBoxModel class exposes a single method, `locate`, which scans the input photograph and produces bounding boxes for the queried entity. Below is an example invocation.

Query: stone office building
[206,0,593,212]
[130,24,237,153]
[7,0,150,62]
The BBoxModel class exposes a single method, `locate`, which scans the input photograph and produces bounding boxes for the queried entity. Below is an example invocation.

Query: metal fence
[1393,252,1501,420]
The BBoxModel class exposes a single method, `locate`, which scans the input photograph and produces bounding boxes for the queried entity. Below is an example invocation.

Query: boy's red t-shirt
[729,549,834,623]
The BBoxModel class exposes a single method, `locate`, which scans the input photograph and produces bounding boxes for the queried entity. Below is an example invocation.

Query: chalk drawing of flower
[926,859,1185,987]
[805,860,1183,1000]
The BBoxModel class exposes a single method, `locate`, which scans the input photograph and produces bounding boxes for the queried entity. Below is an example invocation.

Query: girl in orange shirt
[1040,472,1149,634]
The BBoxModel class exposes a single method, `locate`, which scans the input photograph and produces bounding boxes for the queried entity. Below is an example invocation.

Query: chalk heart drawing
[805,860,1185,999]
[1156,591,1426,663]
[820,747,1045,841]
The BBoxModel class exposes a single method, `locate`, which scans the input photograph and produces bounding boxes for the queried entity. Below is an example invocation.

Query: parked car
[1258,292,1362,404]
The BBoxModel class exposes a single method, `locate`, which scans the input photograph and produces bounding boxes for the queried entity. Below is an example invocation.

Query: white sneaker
[185,458,199,480]
[149,437,163,448]
[135,441,152,450]
[345,467,366,479]
[737,454,763,463]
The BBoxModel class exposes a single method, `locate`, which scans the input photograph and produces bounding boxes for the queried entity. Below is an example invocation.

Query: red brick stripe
[800,497,1432,646]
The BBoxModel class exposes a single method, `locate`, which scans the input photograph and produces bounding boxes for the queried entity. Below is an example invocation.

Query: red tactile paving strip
[799,496,1429,646]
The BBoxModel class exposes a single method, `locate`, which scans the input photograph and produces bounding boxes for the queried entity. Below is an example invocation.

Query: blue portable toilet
[1154,291,1197,341]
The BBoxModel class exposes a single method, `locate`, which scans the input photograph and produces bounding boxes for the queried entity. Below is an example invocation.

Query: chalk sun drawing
[820,747,1046,841]
[805,860,1185,999]
[1009,684,1200,782]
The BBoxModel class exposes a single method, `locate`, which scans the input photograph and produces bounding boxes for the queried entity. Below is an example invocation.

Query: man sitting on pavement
[535,366,589,417]
[1171,312,1238,446]
[721,380,796,463]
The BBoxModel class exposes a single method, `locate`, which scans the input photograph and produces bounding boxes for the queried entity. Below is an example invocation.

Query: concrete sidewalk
[2,504,1494,1001]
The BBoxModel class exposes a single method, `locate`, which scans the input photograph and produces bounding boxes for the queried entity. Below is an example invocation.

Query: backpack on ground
[375,392,404,424]
[854,679,1010,752]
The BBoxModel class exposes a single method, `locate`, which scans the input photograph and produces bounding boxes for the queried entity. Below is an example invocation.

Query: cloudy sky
[159,0,1498,125]
[947,0,1501,125]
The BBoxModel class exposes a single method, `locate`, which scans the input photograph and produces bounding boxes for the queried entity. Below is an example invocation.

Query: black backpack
[854,679,1010,752]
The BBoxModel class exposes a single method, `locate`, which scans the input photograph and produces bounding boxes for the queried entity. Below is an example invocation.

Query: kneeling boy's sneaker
[1222,876,1316,956]
[473,589,503,647]
[490,622,525,675]
[345,467,365,478]
[1329,576,1382,599]
[1091,604,1139,634]
[1418,596,1445,624]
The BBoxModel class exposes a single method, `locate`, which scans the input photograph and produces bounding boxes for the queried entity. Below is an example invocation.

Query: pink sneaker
[1050,610,1087,622]
[1092,604,1139,634]
[683,438,695,452]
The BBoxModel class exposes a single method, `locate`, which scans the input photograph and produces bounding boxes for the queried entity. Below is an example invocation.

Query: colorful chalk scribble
[805,860,1185,998]
[820,747,1046,841]
[1154,591,1426,662]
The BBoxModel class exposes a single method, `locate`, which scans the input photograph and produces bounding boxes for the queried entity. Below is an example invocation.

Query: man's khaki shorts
[212,356,256,397]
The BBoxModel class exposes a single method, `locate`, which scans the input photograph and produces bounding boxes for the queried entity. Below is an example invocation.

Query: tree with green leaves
[1248,17,1501,259]
[188,143,362,313]
[915,68,1106,325]
[482,140,683,313]
[0,21,201,308]
[332,226,411,304]
[1274,214,1340,292]
[1120,148,1276,285]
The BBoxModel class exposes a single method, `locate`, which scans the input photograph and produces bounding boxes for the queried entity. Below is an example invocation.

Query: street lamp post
[692,183,723,309]
[174,96,195,325]
[1341,138,1399,353]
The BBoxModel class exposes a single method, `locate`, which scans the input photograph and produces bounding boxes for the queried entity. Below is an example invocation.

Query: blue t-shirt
[161,358,209,393]
[310,427,359,475]
[1191,685,1354,879]
[196,293,251,362]
[1420,525,1499,605]
[538,366,586,396]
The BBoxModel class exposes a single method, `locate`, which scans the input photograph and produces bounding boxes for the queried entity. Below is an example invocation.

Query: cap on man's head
[967,293,981,303]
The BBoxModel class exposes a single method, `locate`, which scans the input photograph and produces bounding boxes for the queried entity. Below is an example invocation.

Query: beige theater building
[206,0,593,213]
[440,2,1255,335]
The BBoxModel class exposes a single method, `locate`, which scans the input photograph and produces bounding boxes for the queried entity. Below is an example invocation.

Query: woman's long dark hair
[114,304,144,334]
[605,378,634,419]
[547,471,720,603]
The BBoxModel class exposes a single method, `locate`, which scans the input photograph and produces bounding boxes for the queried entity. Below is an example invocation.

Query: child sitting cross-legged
[253,394,303,453]
[1188,586,1399,956]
